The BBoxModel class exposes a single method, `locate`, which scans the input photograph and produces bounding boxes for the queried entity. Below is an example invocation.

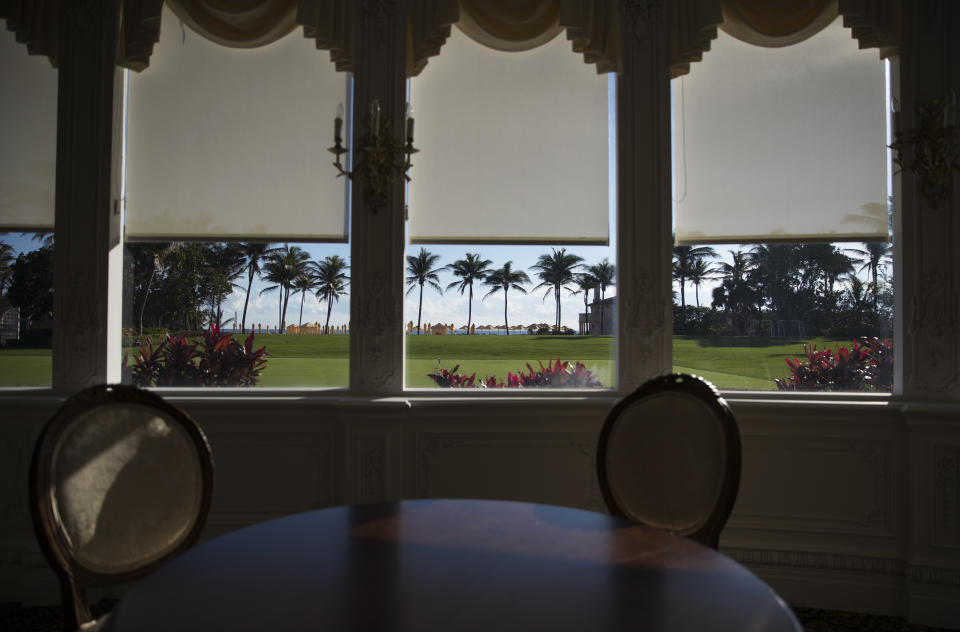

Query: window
[670,19,894,392]
[120,7,351,388]
[404,26,616,390]
[0,26,57,386]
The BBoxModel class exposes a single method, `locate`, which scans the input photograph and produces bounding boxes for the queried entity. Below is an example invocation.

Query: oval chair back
[29,384,214,630]
[597,374,741,548]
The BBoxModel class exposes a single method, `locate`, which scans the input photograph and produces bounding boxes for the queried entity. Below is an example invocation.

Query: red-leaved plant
[124,326,269,387]
[428,358,603,389]
[774,337,893,392]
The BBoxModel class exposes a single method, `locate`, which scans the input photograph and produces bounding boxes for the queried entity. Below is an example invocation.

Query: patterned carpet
[1,603,957,632]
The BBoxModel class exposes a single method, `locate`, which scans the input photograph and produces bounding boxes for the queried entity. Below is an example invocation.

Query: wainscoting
[2,393,958,627]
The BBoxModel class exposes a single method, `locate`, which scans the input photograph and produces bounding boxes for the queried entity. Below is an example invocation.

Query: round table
[104,499,801,631]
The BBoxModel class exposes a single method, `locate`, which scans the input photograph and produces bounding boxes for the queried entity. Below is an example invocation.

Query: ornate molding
[298,0,355,72]
[358,436,388,502]
[621,0,660,49]
[724,547,904,577]
[118,0,163,72]
[908,564,960,586]
[934,446,960,547]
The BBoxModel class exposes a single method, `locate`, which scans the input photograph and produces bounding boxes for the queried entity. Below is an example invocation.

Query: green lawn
[0,334,863,390]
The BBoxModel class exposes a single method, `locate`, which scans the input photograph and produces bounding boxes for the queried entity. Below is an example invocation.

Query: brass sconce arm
[329,100,418,211]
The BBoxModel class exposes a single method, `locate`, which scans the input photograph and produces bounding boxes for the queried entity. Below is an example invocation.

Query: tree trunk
[325,298,333,334]
[138,265,156,335]
[417,282,424,334]
[467,284,473,333]
[241,267,254,333]
[504,290,509,335]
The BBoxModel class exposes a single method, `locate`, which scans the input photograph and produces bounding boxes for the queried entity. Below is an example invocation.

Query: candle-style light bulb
[334,102,344,144]
[405,102,414,144]
[371,99,381,142]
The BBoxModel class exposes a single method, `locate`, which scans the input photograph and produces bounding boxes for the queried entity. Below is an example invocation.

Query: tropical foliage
[427,358,603,388]
[774,337,893,392]
[446,253,492,333]
[531,248,584,334]
[125,326,268,387]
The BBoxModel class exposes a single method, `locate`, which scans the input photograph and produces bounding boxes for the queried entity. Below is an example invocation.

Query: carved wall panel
[933,445,960,548]
[207,431,336,527]
[414,432,602,512]
[732,436,894,537]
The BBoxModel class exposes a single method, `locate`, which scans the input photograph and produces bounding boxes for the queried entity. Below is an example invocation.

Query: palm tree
[445,253,492,333]
[0,242,15,294]
[260,244,311,333]
[313,255,350,334]
[531,248,583,333]
[686,257,717,309]
[846,242,892,310]
[588,258,616,335]
[405,248,443,334]
[202,242,245,329]
[237,243,276,333]
[672,245,717,322]
[128,241,184,335]
[483,261,530,335]
[571,273,597,334]
[291,272,319,327]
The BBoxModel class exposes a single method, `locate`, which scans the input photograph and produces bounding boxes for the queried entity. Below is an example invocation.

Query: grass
[0,334,868,391]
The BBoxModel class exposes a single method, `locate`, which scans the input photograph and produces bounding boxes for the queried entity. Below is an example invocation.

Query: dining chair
[596,373,741,549]
[29,384,214,631]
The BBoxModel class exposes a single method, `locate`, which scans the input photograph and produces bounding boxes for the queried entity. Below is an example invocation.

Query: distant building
[578,288,616,335]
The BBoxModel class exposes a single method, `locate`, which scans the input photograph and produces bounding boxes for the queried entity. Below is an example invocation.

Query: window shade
[0,28,57,231]
[672,18,888,246]
[124,7,348,242]
[409,28,609,245]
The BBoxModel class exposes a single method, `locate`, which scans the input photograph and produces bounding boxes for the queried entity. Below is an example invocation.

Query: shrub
[428,358,603,389]
[124,326,268,387]
[774,337,893,392]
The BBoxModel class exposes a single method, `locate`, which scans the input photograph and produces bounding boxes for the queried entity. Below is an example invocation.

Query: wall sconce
[329,100,418,211]
[889,94,959,207]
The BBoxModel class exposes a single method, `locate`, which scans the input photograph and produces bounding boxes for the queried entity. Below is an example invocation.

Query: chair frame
[28,384,214,630]
[596,373,741,549]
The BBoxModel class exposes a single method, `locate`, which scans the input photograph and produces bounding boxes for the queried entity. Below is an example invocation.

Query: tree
[126,242,185,334]
[7,245,54,326]
[405,248,443,334]
[588,258,616,335]
[313,255,350,334]
[482,261,530,335]
[846,242,892,310]
[260,245,311,333]
[201,243,245,330]
[686,257,716,309]
[531,248,583,333]
[445,253,492,333]
[713,249,755,333]
[291,272,319,327]
[571,273,597,333]
[237,243,276,333]
[0,242,15,294]
[672,245,717,325]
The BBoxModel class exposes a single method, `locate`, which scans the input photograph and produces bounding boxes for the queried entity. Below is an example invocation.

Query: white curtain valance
[673,18,888,245]
[409,27,610,245]
[0,25,57,231]
[124,7,349,242]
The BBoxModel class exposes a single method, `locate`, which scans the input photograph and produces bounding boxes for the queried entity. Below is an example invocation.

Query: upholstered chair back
[30,384,213,630]
[597,374,741,548]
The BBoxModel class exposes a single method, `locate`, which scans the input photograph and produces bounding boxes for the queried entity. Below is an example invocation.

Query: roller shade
[125,7,348,242]
[0,27,57,231]
[409,28,610,245]
[672,18,888,245]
